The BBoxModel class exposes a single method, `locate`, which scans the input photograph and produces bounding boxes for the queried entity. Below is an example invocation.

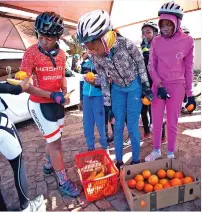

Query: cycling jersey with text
[20,44,66,103]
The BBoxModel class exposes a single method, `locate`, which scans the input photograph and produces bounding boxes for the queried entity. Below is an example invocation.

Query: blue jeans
[83,95,108,150]
[112,77,142,162]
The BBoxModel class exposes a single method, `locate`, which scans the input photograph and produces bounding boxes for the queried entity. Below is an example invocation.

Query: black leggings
[0,154,29,210]
[105,107,114,137]
[0,113,29,211]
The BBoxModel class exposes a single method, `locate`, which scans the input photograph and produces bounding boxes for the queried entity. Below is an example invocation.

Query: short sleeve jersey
[20,44,66,103]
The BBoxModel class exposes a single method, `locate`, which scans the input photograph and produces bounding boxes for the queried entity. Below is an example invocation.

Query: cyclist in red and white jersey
[0,81,43,211]
[20,12,80,197]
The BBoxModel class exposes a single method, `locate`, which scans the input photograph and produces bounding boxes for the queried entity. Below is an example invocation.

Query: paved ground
[0,102,201,211]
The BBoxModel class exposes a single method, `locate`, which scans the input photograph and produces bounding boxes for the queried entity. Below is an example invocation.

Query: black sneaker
[130,160,140,165]
[115,161,124,171]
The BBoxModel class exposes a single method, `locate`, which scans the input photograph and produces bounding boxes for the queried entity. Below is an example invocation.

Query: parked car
[0,71,82,124]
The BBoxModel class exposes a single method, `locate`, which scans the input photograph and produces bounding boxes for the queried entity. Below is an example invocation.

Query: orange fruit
[180,178,185,185]
[144,183,153,193]
[167,169,176,179]
[154,183,163,191]
[159,179,168,186]
[15,71,28,80]
[140,200,146,207]
[135,174,144,182]
[170,178,182,187]
[136,181,145,191]
[163,182,171,189]
[186,104,194,112]
[148,175,159,186]
[141,96,151,105]
[157,169,167,179]
[184,176,194,184]
[85,72,95,81]
[175,172,184,179]
[128,179,136,189]
[142,170,151,179]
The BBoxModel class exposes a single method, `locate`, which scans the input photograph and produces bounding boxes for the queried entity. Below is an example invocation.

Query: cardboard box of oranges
[120,159,200,211]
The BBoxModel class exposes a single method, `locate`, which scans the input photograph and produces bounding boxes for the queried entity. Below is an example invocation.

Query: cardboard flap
[171,159,183,172]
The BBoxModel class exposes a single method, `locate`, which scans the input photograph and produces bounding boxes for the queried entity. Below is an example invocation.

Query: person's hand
[185,96,196,112]
[79,101,83,111]
[142,84,153,101]
[157,87,170,100]
[64,97,70,106]
[84,75,96,86]
[20,78,31,92]
[50,92,66,105]
[143,89,154,101]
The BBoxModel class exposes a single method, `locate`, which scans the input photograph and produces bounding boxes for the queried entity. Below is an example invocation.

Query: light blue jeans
[83,95,108,150]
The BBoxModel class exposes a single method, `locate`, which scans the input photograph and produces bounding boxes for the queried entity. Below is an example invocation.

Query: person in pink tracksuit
[145,1,196,161]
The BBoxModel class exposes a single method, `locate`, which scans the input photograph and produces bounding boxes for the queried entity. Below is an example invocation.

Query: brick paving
[0,104,201,211]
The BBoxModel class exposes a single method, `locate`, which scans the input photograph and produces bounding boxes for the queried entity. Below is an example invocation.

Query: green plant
[63,35,85,56]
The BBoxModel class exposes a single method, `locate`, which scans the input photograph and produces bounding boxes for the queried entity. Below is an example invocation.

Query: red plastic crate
[75,149,119,202]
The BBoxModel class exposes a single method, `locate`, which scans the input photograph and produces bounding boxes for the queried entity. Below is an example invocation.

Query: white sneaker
[22,195,44,212]
[167,152,175,159]
[123,138,131,146]
[145,150,161,162]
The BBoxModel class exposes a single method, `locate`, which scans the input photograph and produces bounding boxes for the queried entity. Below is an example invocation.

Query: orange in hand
[142,96,151,105]
[186,104,194,112]
[85,72,95,81]
[15,71,28,80]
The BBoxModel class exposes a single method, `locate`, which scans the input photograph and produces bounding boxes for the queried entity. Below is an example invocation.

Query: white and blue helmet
[158,1,184,20]
[77,10,112,44]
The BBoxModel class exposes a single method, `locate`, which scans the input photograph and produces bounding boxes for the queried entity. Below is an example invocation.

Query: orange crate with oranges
[120,159,200,211]
[75,149,119,202]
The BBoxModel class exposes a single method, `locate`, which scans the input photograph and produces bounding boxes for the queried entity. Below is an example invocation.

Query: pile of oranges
[127,169,194,193]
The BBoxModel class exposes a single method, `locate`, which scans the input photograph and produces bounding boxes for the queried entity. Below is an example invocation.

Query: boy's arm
[26,83,52,98]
